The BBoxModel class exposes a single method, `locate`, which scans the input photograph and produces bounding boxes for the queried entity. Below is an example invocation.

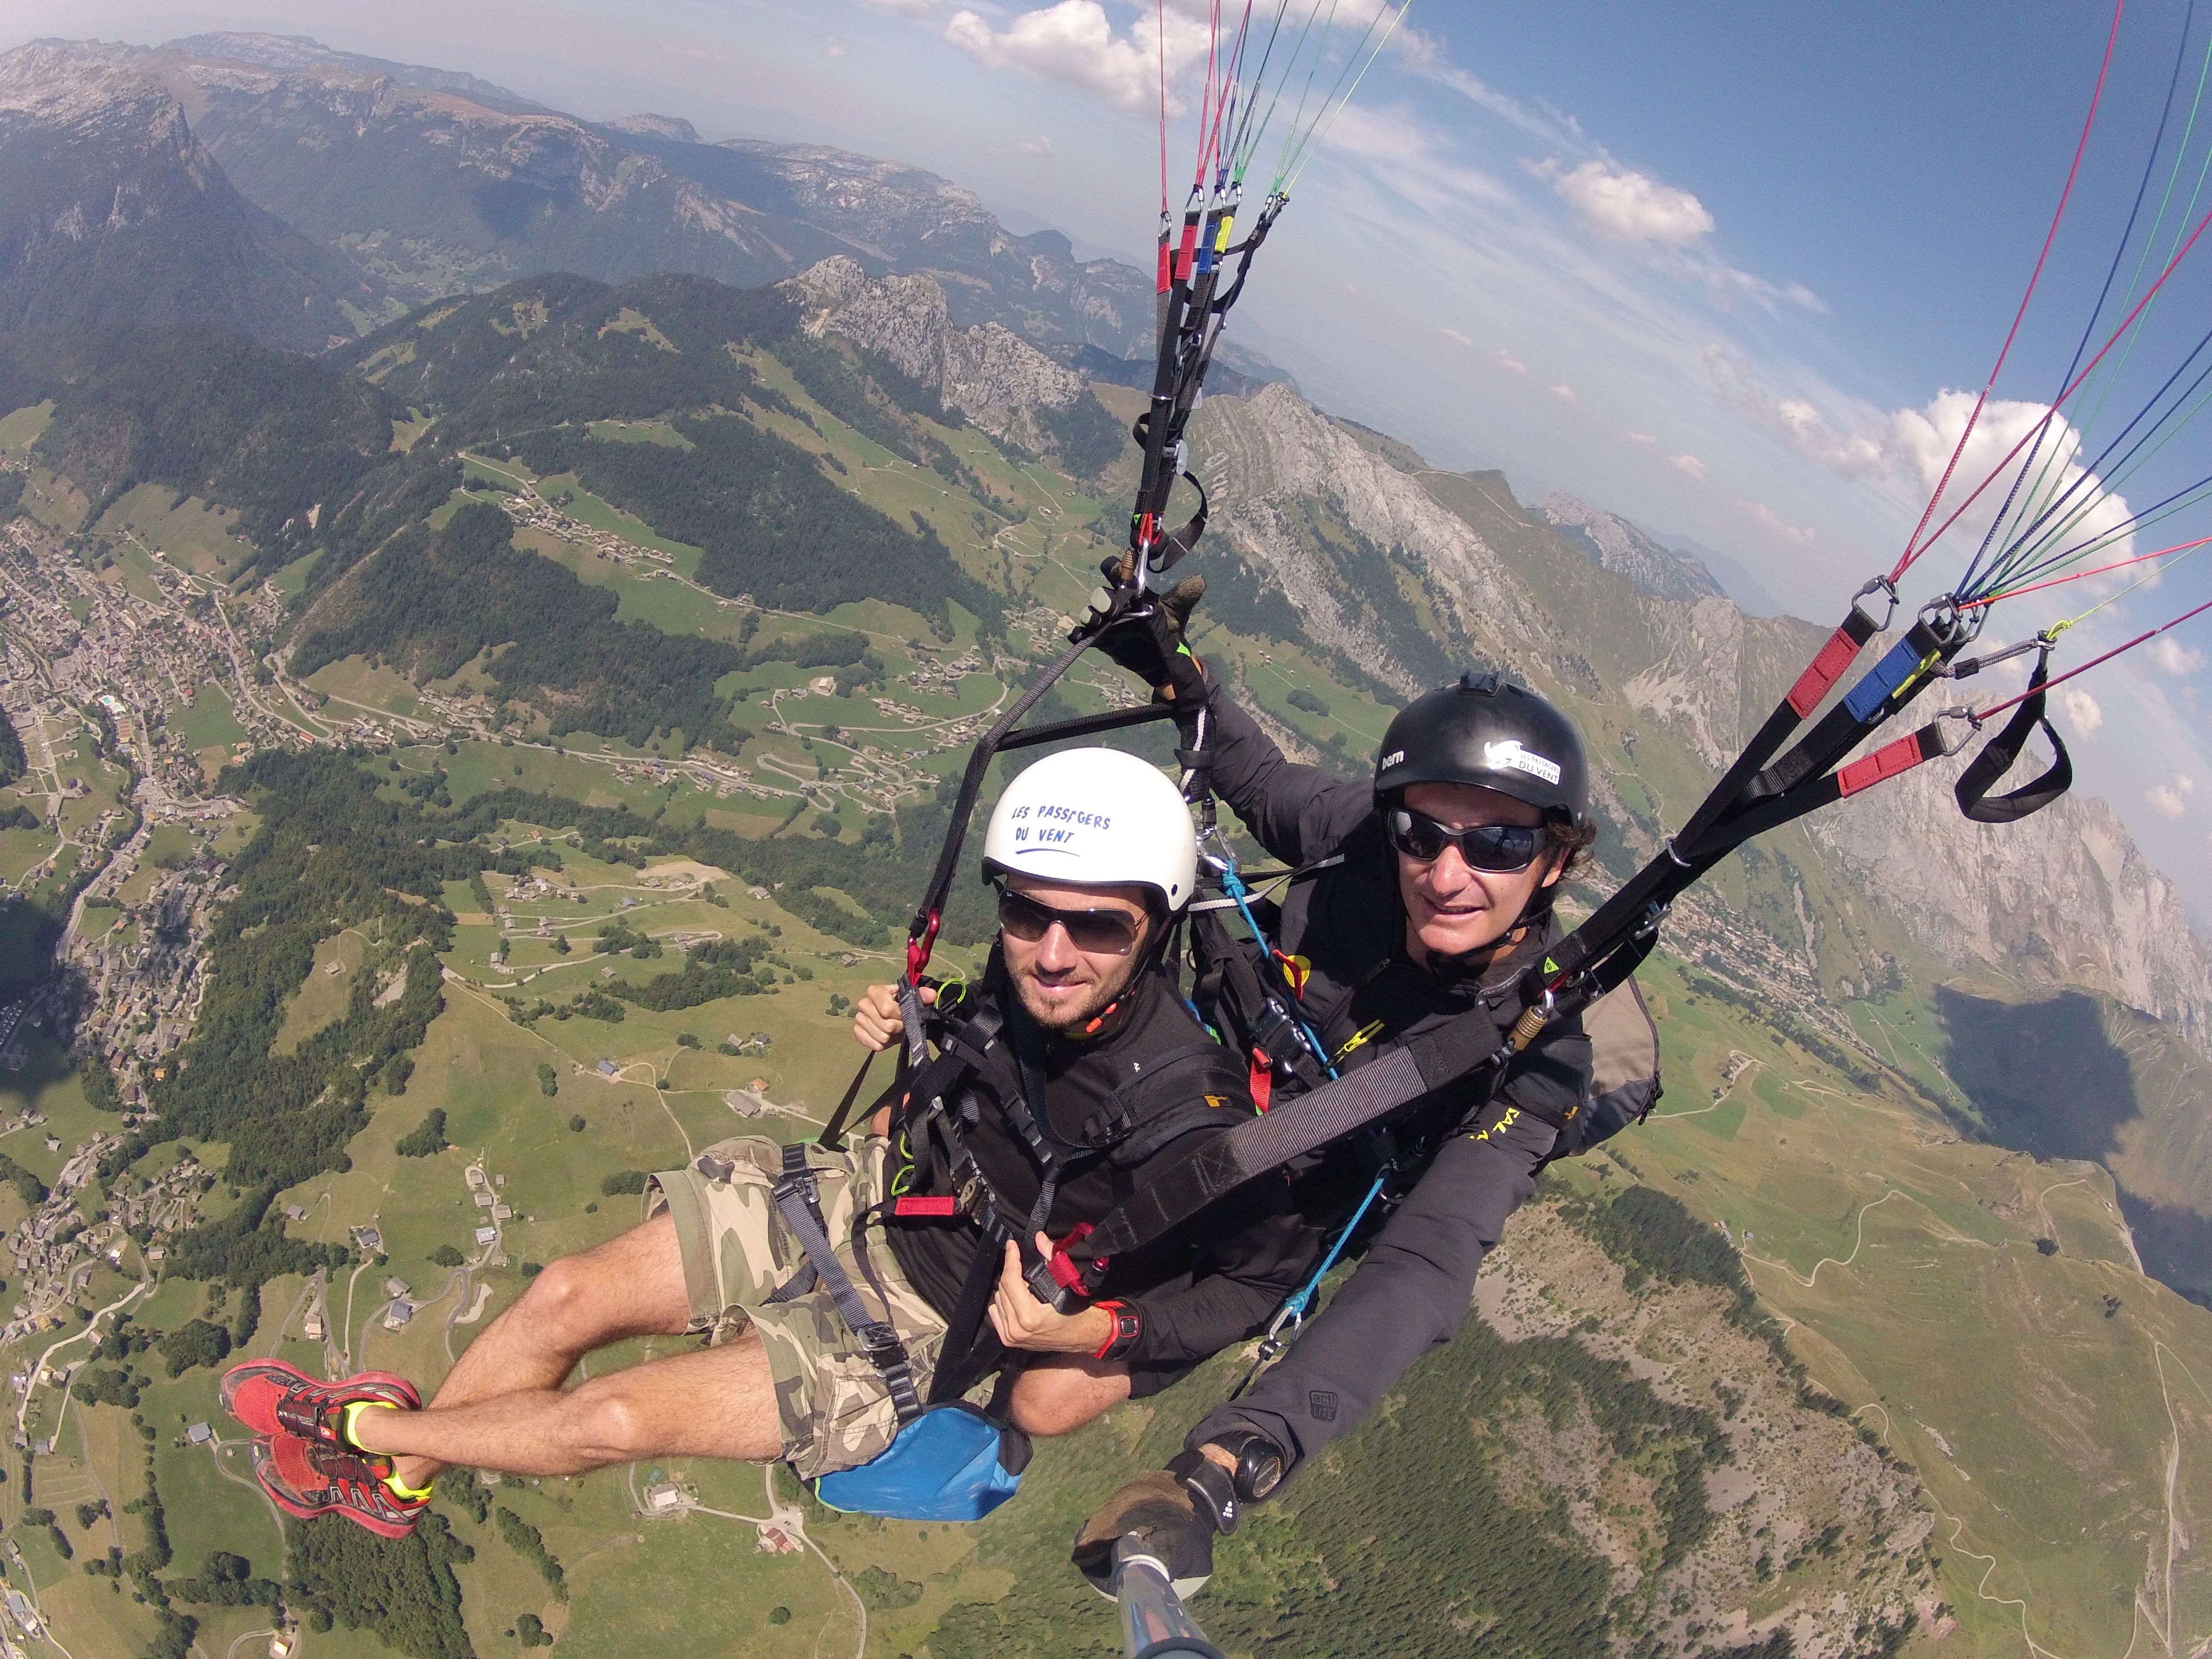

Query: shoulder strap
[1069,995,1568,1286]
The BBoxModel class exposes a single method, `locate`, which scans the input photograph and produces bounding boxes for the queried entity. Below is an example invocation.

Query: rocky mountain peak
[0,40,365,349]
[1,41,176,130]
[783,256,1093,453]
[1543,490,1724,603]
[607,112,699,143]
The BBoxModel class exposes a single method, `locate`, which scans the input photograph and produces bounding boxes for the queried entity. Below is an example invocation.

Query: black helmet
[1373,672,1589,828]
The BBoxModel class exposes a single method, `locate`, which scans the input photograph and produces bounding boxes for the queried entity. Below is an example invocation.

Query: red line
[1973,593,2212,719]
[1961,535,2212,607]
[1892,0,2126,584]
[1159,0,1170,214]
[1900,198,2212,579]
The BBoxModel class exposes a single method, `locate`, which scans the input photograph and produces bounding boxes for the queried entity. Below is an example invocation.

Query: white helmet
[980,747,1198,912]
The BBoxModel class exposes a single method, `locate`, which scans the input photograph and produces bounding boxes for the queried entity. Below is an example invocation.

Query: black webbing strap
[1740,615,1959,808]
[1956,656,2072,823]
[1667,594,1889,854]
[1074,996,1534,1274]
[925,1205,1012,1406]
[766,1145,923,1426]
[817,1049,878,1152]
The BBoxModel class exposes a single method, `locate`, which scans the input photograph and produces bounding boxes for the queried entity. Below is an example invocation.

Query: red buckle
[1248,1050,1272,1113]
[905,912,941,981]
[1045,1223,1093,1291]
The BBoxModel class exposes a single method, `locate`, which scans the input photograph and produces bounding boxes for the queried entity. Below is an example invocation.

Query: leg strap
[766,1145,923,1425]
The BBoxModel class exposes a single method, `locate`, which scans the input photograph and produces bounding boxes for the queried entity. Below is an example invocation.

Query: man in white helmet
[216,748,1316,1536]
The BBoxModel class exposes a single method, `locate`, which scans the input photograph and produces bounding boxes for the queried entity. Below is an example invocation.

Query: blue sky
[17,0,2212,921]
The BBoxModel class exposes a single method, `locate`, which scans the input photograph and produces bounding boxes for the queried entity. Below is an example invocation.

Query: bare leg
[1005,1358,1132,1437]
[354,1334,782,1475]
[387,1213,695,1489]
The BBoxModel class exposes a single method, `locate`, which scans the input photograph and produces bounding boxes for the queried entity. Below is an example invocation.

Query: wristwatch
[1168,1428,1287,1535]
[1092,1300,1141,1361]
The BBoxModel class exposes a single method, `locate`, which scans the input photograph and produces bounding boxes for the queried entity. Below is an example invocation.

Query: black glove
[1089,573,1209,706]
[1071,1471,1218,1600]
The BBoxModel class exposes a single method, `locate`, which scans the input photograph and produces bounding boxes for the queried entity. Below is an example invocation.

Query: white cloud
[945,2,1212,114]
[2149,774,2195,820]
[1624,431,1656,446]
[2061,687,2104,736]
[858,0,942,16]
[1774,396,1884,478]
[1017,133,1052,156]
[1394,28,1579,147]
[1551,383,1578,402]
[1498,351,1527,373]
[1737,498,1813,544]
[1704,348,1886,478]
[1884,391,2134,564]
[2150,638,2207,677]
[1320,104,1514,210]
[1442,327,1474,347]
[1532,158,1713,247]
[825,34,848,58]
[1671,453,1707,480]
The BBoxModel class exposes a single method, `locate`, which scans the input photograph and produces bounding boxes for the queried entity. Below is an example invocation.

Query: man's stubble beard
[1011,955,1141,1034]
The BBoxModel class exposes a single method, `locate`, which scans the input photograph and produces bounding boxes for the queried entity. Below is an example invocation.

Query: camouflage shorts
[649,1135,972,1480]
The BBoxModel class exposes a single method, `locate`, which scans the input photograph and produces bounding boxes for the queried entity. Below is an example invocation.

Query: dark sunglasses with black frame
[1384,805,1551,873]
[993,882,1148,956]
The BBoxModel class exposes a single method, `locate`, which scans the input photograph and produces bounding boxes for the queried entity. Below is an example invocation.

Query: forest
[149,748,539,1188]
[291,501,751,749]
[512,413,996,629]
[0,321,397,579]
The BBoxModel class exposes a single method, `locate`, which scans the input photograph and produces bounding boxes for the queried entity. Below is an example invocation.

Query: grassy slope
[16,293,2212,1657]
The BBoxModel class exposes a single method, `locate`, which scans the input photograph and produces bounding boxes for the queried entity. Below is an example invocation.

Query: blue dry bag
[812,1403,1030,1523]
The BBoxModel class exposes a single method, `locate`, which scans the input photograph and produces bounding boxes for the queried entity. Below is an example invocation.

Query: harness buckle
[858,1322,908,1366]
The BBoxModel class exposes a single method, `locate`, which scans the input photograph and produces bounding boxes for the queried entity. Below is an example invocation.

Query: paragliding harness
[1016,585,2078,1309]
[782,945,1256,1521]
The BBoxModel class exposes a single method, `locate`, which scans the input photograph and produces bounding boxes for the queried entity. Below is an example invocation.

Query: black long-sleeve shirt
[1187,690,1592,1482]
[887,961,1320,1396]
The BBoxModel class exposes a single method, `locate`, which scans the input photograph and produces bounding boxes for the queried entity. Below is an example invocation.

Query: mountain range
[5,28,2212,1659]
[0,32,1192,364]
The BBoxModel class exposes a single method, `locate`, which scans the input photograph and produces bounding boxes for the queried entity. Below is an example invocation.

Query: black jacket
[1205,692,1592,1131]
[1187,690,1593,1483]
[886,958,1320,1396]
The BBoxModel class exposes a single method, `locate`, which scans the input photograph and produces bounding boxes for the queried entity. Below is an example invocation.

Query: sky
[12,0,2212,923]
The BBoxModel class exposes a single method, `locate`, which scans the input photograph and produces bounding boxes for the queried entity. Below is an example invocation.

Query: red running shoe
[219,1359,420,1446]
[250,1433,429,1539]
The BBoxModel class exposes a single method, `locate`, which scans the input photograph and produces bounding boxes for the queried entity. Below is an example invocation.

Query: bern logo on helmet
[1377,749,1404,771]
[1483,738,1562,786]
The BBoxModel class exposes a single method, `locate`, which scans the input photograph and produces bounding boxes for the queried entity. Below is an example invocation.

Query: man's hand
[851,982,933,1052]
[1070,1471,1217,1599]
[1094,575,1209,704]
[989,1234,1112,1354]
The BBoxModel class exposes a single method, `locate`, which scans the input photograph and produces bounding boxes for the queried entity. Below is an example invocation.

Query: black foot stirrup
[1956,654,2073,824]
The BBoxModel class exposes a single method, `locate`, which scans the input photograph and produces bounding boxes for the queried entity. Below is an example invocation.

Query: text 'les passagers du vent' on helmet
[981,747,1200,914]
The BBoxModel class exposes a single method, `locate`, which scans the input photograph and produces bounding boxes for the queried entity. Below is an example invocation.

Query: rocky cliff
[0,42,368,349]
[1543,489,1725,603]
[784,256,1100,456]
[1186,375,2212,1063]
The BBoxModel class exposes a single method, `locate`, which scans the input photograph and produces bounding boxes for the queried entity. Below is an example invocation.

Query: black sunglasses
[1385,806,1546,873]
[994,885,1145,956]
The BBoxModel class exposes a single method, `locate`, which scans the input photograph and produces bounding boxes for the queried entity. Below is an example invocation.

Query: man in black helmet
[1071,587,1601,1592]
